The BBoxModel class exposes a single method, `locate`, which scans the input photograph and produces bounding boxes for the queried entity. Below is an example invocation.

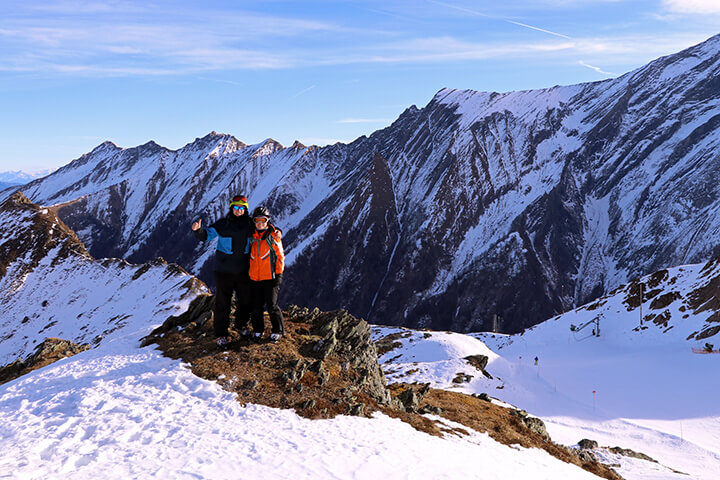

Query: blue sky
[1,0,719,172]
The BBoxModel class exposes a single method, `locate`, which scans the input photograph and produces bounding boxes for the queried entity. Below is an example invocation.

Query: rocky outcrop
[292,305,393,406]
[578,438,599,450]
[141,299,622,480]
[464,354,493,379]
[0,338,90,385]
[145,301,396,417]
[509,409,550,441]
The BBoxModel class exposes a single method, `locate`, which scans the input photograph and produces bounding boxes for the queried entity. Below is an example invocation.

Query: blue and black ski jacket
[193,212,253,275]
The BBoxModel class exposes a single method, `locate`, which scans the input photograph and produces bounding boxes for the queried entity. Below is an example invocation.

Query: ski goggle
[254,216,269,223]
[229,196,248,210]
[232,205,245,211]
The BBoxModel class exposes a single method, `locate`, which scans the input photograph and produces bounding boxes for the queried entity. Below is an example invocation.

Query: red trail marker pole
[592,390,597,411]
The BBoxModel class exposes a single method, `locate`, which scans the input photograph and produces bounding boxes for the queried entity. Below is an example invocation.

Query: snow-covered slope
[0,194,609,479]
[0,330,604,480]
[0,192,208,366]
[2,188,718,478]
[8,34,720,333]
[371,257,720,479]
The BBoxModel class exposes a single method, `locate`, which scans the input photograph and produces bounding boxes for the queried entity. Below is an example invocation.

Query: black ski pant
[213,271,252,337]
[251,278,284,335]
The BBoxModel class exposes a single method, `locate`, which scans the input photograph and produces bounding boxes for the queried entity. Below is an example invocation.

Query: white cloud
[0,2,716,80]
[663,0,720,14]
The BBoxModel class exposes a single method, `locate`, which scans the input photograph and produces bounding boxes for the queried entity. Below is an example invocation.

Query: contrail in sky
[426,0,572,40]
[292,85,316,98]
[505,20,571,40]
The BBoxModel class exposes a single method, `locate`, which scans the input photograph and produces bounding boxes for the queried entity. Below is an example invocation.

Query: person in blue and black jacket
[191,195,254,347]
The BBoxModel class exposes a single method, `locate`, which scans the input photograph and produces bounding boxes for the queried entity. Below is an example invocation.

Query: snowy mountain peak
[90,140,121,153]
[9,33,720,334]
[252,138,285,158]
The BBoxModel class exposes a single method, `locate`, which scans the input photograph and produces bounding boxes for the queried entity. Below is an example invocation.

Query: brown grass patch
[146,300,622,480]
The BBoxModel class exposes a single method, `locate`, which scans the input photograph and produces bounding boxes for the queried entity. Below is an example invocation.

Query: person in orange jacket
[246,206,285,342]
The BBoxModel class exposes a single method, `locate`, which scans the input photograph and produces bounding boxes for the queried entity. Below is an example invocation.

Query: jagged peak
[262,137,284,148]
[183,132,246,152]
[251,138,285,158]
[291,140,306,150]
[139,140,166,151]
[70,141,121,162]
[93,140,120,152]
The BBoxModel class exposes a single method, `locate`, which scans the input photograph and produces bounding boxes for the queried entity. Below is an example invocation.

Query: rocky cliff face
[8,34,720,333]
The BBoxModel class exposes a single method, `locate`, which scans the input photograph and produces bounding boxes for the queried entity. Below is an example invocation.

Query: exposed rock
[147,301,394,417]
[419,405,444,415]
[509,409,550,441]
[578,450,598,463]
[308,308,392,406]
[523,417,550,441]
[464,354,493,379]
[0,337,91,385]
[398,388,420,412]
[452,372,473,383]
[608,447,657,463]
[578,438,599,450]
[145,298,622,480]
[374,331,410,356]
[300,399,315,410]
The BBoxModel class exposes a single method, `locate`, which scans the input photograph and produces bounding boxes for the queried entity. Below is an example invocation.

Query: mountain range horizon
[4,32,720,334]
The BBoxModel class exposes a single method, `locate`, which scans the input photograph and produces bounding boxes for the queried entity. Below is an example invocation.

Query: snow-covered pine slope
[372,256,720,480]
[0,192,208,366]
[8,34,720,334]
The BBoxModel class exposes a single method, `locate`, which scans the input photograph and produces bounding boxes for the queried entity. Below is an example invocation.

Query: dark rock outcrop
[464,354,493,379]
[578,438,599,450]
[0,338,91,385]
[510,409,550,441]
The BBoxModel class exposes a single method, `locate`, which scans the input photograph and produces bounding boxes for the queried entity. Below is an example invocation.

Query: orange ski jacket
[246,225,284,281]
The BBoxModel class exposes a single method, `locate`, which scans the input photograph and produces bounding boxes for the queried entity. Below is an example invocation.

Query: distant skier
[192,195,254,347]
[534,356,538,366]
[246,206,285,342]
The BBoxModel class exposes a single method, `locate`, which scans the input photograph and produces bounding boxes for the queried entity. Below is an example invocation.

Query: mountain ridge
[6,33,720,333]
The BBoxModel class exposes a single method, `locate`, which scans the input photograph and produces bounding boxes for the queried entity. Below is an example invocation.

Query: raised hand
[191,218,202,231]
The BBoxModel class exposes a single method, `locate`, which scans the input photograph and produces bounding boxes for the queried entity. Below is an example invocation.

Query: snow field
[0,335,602,480]
[371,259,720,480]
